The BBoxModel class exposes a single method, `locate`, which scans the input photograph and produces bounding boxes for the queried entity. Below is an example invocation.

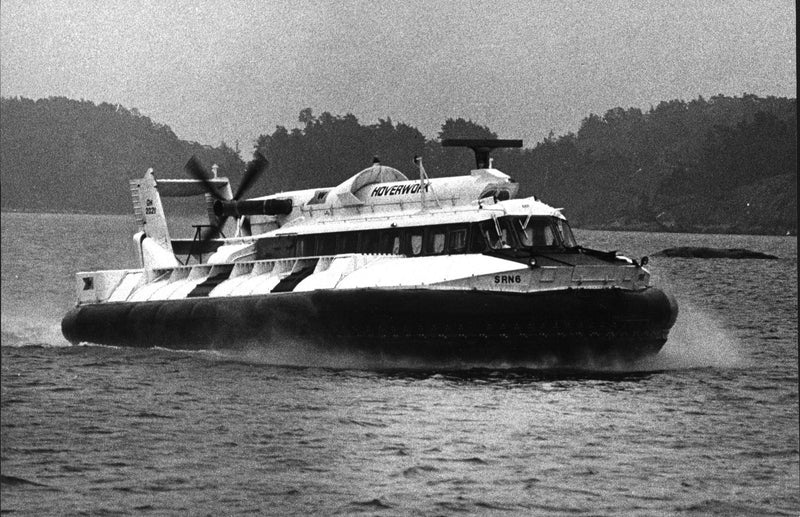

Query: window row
[254,217,577,260]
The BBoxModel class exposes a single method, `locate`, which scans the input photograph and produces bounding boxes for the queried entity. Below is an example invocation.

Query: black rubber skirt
[62,287,678,364]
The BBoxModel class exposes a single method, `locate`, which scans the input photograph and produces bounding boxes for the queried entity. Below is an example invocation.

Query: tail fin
[130,168,172,251]
[129,167,234,267]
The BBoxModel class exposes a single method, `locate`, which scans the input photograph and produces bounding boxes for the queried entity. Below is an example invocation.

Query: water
[2,212,797,515]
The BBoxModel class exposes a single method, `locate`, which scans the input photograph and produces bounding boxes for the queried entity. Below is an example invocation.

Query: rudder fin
[130,168,172,251]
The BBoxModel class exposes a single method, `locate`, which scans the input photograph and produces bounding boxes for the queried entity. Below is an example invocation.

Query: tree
[437,117,497,140]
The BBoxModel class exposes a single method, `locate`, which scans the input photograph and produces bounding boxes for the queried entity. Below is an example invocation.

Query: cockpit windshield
[514,217,556,247]
[480,216,578,250]
[553,217,578,248]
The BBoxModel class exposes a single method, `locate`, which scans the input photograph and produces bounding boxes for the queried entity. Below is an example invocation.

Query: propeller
[233,152,269,201]
[184,151,269,246]
[184,156,225,201]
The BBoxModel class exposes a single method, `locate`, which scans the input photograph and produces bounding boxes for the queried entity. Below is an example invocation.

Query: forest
[0,97,244,215]
[1,94,796,234]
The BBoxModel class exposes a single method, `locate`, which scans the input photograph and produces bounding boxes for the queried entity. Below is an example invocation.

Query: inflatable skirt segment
[62,288,678,364]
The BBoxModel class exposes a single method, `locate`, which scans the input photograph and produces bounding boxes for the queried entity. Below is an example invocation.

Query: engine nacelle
[213,198,293,217]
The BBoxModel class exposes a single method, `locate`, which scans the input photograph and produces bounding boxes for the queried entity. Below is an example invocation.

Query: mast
[414,155,426,208]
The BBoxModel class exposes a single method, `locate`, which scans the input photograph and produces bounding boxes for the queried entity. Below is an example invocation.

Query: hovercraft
[62,139,678,365]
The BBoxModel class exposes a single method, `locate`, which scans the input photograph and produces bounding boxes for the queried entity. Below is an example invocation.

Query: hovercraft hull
[62,287,678,365]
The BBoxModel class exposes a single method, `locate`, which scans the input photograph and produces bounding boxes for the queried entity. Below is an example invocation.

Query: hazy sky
[1,0,795,153]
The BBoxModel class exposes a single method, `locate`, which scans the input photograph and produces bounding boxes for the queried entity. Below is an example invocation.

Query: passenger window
[431,232,446,254]
[481,221,502,250]
[410,234,423,255]
[317,234,336,255]
[449,229,467,253]
[295,236,315,257]
[379,233,392,253]
[379,232,401,254]
[337,232,357,254]
[469,225,487,252]
[360,231,378,253]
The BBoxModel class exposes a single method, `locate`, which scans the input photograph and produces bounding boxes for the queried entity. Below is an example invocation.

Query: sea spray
[636,300,743,370]
[1,316,70,348]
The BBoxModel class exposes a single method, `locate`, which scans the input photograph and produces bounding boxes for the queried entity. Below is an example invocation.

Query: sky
[1,0,795,154]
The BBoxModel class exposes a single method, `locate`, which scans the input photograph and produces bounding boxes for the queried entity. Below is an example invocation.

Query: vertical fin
[129,168,172,252]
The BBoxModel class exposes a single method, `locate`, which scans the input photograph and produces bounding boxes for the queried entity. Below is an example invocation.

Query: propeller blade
[191,152,268,257]
[184,156,225,201]
[233,152,269,201]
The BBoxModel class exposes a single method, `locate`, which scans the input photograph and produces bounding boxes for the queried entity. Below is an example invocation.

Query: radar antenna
[441,139,523,169]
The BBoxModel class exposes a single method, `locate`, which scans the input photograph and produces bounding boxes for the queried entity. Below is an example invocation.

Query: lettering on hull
[370,183,430,197]
[494,274,522,284]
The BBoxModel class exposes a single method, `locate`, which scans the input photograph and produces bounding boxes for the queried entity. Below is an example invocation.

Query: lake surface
[2,212,797,515]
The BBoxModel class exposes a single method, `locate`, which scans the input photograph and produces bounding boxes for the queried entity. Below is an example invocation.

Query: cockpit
[478,216,578,251]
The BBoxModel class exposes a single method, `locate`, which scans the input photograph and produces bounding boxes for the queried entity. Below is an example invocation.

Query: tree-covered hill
[1,94,795,235]
[517,95,796,234]
[0,97,245,214]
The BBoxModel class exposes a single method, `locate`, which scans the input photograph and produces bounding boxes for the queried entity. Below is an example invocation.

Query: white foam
[636,301,744,370]
[1,315,71,347]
